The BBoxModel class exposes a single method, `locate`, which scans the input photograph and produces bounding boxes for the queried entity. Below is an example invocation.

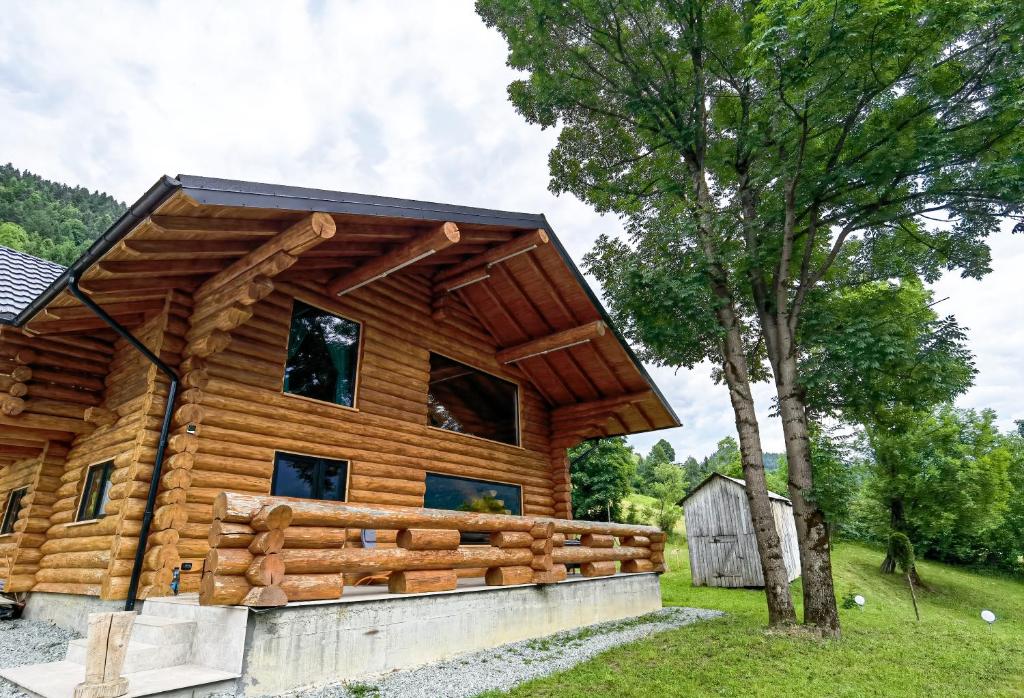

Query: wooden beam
[434,229,548,283]
[328,222,460,296]
[434,267,490,295]
[149,215,285,235]
[79,275,207,294]
[496,321,606,364]
[195,212,337,300]
[551,390,654,422]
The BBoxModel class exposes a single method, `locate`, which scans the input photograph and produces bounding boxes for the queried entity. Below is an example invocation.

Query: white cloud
[1,0,1019,460]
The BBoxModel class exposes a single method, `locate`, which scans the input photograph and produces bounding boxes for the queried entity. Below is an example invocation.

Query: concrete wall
[239,574,663,696]
[23,591,127,633]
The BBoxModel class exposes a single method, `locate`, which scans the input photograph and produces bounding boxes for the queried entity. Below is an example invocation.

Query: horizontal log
[484,565,534,586]
[388,569,457,594]
[580,561,617,578]
[396,529,460,551]
[215,494,535,533]
[532,564,568,584]
[280,574,343,602]
[621,559,656,574]
[488,531,534,549]
[280,546,533,574]
[552,545,651,565]
[496,321,606,364]
[580,534,615,548]
[540,518,661,538]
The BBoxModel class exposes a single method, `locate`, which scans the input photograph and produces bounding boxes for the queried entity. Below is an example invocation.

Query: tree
[569,437,636,521]
[681,455,707,492]
[0,222,28,250]
[704,437,743,478]
[478,0,1024,635]
[636,438,676,492]
[648,461,686,534]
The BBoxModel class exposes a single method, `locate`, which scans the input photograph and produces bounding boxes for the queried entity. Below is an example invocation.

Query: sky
[1,0,1020,461]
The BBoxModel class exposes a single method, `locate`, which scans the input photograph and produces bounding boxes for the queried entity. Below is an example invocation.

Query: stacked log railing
[201,492,666,607]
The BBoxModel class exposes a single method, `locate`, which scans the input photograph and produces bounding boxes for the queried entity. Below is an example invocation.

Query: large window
[271,452,348,501]
[0,487,28,535]
[427,353,519,446]
[424,473,522,516]
[77,461,113,521]
[283,300,361,407]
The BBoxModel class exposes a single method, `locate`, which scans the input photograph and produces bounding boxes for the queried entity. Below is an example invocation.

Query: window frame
[280,296,364,411]
[423,471,525,517]
[270,451,351,502]
[426,351,523,448]
[76,460,114,522]
[0,486,29,536]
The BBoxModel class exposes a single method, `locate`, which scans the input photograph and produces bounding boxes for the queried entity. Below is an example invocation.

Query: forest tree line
[0,164,126,265]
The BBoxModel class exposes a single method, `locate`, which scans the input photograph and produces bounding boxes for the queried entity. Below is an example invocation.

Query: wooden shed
[682,473,800,587]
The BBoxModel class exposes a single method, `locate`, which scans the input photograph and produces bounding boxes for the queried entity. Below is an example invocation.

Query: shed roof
[681,472,791,505]
[0,175,681,442]
[0,246,65,322]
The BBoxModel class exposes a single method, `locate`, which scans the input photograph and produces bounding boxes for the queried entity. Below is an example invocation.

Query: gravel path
[0,618,81,698]
[281,606,724,698]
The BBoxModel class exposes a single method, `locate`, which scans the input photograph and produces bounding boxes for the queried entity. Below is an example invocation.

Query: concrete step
[0,660,238,698]
[130,614,197,646]
[66,637,192,673]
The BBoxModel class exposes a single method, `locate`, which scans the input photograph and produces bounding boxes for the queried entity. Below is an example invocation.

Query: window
[283,300,361,407]
[424,473,522,516]
[1,487,28,535]
[271,452,348,501]
[77,461,113,521]
[427,353,519,446]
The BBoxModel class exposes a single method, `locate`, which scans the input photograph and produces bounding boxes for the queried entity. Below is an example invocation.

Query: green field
[481,540,1024,697]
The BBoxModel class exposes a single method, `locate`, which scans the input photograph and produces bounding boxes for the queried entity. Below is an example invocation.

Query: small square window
[283,301,361,407]
[271,452,348,502]
[1,487,28,535]
[77,461,113,521]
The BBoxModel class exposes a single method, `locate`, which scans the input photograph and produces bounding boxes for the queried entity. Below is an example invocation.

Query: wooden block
[241,584,288,607]
[580,534,615,548]
[621,559,656,574]
[530,554,553,571]
[580,561,617,578]
[532,564,568,584]
[489,531,534,548]
[397,528,460,551]
[485,566,534,586]
[388,569,458,594]
[619,535,651,547]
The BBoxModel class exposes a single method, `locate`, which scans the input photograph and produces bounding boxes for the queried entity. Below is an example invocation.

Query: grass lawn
[480,540,1024,697]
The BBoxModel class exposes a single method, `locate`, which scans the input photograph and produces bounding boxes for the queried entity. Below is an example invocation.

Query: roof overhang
[4,174,681,442]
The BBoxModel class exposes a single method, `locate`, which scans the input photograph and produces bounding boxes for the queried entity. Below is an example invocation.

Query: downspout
[66,276,179,612]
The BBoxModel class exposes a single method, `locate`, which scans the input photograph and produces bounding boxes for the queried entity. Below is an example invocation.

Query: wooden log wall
[166,267,560,594]
[33,298,178,599]
[201,494,666,606]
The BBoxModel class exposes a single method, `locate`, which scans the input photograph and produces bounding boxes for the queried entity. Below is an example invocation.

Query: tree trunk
[716,303,797,627]
[772,344,841,637]
[880,497,904,574]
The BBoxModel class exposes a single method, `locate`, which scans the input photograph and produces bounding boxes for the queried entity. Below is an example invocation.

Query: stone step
[0,660,238,698]
[130,613,197,647]
[66,637,192,674]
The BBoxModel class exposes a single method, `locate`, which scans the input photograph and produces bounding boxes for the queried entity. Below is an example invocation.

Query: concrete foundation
[23,591,129,633]
[239,573,662,696]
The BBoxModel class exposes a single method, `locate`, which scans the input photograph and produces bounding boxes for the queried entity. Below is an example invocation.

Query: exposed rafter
[551,390,654,423]
[434,229,548,283]
[496,321,607,364]
[328,222,460,296]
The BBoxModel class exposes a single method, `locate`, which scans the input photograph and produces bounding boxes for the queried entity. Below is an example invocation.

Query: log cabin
[0,176,680,695]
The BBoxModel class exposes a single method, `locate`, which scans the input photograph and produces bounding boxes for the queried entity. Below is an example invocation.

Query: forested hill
[0,164,126,265]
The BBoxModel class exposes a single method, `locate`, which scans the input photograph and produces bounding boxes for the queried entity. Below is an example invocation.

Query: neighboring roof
[0,246,65,322]
[0,174,681,438]
[681,472,791,505]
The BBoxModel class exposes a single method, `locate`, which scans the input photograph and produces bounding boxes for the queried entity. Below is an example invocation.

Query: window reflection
[284,301,360,407]
[427,354,519,446]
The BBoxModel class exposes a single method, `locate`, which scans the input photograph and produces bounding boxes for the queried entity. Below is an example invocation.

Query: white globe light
[854,595,865,607]
[981,610,996,624]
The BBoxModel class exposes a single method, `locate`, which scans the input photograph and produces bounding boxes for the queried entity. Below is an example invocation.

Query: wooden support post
[73,611,136,698]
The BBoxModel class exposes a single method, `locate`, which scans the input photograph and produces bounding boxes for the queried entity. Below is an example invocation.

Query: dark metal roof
[681,472,792,505]
[0,246,65,322]
[1,174,678,425]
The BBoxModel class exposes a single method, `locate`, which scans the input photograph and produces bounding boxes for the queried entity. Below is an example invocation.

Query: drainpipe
[66,276,179,611]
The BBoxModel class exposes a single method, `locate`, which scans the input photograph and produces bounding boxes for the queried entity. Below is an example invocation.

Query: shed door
[709,534,743,581]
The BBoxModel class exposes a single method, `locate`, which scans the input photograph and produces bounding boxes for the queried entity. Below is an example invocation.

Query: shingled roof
[0,246,65,323]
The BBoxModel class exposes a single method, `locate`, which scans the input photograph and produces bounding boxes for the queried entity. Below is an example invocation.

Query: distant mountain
[0,164,126,265]
[763,452,785,471]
